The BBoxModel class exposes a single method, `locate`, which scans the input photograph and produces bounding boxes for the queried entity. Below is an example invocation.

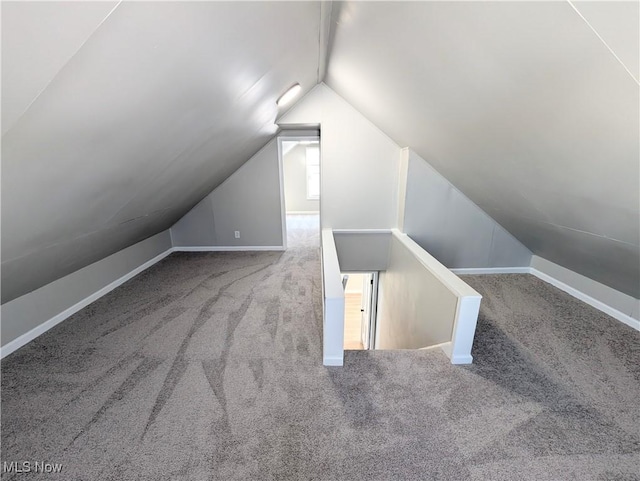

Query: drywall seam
[567,0,639,85]
[1,246,173,358]
[4,1,123,136]
[452,266,639,331]
[4,205,173,269]
[492,209,638,247]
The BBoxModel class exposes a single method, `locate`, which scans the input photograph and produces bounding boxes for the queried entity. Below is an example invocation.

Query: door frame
[342,270,379,350]
[366,271,379,349]
[276,132,321,249]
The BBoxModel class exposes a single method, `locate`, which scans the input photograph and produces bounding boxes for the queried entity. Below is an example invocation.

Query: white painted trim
[286,211,320,215]
[173,246,285,252]
[396,148,409,231]
[450,354,474,365]
[322,356,344,367]
[436,334,473,364]
[450,267,530,275]
[389,229,481,365]
[1,248,174,359]
[451,265,639,331]
[4,233,374,364]
[332,229,392,235]
[278,133,320,248]
[1,243,289,358]
[529,268,640,331]
[321,229,345,366]
[276,134,320,142]
[448,296,481,365]
[276,136,288,251]
[394,229,481,299]
[439,342,452,357]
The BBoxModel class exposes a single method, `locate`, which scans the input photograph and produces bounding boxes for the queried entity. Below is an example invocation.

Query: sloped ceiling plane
[2,1,638,302]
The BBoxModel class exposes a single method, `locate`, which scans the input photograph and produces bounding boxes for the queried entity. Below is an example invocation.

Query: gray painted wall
[279,84,401,230]
[171,139,284,248]
[283,144,320,213]
[282,85,531,270]
[402,148,532,269]
[1,230,172,347]
[333,232,391,272]
[2,2,322,303]
[325,1,639,297]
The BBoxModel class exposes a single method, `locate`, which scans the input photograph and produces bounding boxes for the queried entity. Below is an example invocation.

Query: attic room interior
[1,1,639,479]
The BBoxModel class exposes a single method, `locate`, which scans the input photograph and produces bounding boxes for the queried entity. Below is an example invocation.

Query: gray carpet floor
[2,217,639,480]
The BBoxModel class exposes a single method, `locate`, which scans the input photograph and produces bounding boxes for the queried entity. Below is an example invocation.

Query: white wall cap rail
[390,229,482,300]
[321,228,345,366]
[389,229,482,364]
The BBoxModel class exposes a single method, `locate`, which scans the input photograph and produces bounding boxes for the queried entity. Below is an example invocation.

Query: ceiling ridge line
[316,1,323,83]
[567,0,639,86]
[317,1,333,84]
[2,0,124,138]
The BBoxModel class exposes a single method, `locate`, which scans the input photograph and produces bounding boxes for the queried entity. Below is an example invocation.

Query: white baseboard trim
[419,341,451,351]
[450,265,639,332]
[437,341,473,364]
[323,356,344,366]
[1,248,174,359]
[1,244,291,358]
[450,267,530,275]
[450,354,473,365]
[437,331,472,364]
[529,268,640,332]
[173,246,285,252]
[419,342,469,363]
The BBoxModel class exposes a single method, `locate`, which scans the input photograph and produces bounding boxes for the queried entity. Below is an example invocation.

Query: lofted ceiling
[325,1,640,297]
[2,1,638,304]
[1,1,324,303]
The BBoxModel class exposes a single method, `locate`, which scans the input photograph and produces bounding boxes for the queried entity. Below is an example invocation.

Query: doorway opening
[277,134,320,248]
[341,272,379,350]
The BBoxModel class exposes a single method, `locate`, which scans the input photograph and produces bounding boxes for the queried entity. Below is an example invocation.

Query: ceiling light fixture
[276,83,301,106]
